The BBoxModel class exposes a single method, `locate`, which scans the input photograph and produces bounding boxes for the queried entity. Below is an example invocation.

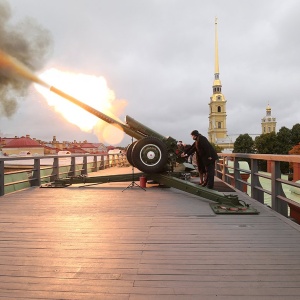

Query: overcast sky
[0,0,299,146]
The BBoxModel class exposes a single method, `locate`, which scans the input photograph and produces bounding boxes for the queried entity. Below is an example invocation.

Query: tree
[275,126,292,154]
[233,134,254,153]
[291,123,300,146]
[254,132,277,171]
[289,143,300,155]
[288,143,300,176]
[254,132,277,154]
[274,126,293,173]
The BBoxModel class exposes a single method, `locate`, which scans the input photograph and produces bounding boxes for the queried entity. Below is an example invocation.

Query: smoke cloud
[0,0,53,117]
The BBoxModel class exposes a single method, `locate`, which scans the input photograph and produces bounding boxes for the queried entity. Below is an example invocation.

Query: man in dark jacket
[183,130,218,189]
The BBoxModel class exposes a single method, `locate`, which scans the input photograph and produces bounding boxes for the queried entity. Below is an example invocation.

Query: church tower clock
[208,18,227,144]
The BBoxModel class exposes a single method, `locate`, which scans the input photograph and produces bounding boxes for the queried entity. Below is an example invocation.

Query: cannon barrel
[126,115,165,141]
[49,85,181,173]
[50,86,144,140]
[125,115,177,146]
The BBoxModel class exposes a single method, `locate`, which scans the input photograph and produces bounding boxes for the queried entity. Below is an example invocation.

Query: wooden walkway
[1,167,300,299]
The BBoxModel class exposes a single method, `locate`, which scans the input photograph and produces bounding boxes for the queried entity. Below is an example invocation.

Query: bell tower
[261,103,276,134]
[208,18,227,144]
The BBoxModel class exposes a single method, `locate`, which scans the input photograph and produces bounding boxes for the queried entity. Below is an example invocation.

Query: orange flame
[35,68,127,144]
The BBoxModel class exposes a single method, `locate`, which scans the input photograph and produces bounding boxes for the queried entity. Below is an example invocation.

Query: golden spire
[213,17,221,86]
[215,17,219,76]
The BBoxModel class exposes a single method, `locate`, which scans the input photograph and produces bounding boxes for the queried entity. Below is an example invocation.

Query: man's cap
[190,130,199,136]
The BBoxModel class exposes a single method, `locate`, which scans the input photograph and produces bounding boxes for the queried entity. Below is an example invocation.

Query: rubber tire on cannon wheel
[126,141,137,167]
[131,137,168,173]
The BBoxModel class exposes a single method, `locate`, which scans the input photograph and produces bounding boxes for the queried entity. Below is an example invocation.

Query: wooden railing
[2,152,300,223]
[0,153,128,196]
[217,153,300,222]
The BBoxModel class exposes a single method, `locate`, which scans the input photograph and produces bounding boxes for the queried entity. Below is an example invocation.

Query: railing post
[251,158,264,203]
[0,160,4,196]
[224,157,231,184]
[82,155,88,175]
[93,155,98,172]
[51,157,59,181]
[31,158,41,186]
[69,156,76,176]
[222,157,226,181]
[107,154,111,168]
[100,155,105,170]
[271,161,288,217]
[234,159,243,191]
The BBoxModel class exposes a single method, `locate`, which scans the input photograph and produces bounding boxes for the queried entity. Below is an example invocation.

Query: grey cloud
[0,0,299,145]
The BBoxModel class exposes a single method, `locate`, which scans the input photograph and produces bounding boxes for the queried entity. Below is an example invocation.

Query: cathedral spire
[214,17,219,77]
[213,17,221,89]
[213,17,222,89]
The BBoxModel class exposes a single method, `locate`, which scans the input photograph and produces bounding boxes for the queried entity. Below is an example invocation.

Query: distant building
[64,145,86,154]
[0,134,111,156]
[92,143,108,154]
[79,142,98,153]
[261,103,276,134]
[47,136,72,150]
[2,135,44,156]
[43,137,108,155]
[44,145,60,155]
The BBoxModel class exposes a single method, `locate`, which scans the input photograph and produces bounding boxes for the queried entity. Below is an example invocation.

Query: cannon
[50,86,185,174]
[48,86,259,215]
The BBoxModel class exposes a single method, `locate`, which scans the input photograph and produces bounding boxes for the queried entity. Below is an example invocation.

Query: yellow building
[261,103,276,134]
[208,18,228,147]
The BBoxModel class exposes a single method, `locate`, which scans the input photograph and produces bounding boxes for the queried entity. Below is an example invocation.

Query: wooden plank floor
[1,167,300,299]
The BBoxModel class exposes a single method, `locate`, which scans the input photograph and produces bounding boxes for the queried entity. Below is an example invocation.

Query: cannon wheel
[126,141,137,167]
[131,137,168,173]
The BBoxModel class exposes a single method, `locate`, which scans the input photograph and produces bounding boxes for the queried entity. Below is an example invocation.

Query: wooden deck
[1,167,300,299]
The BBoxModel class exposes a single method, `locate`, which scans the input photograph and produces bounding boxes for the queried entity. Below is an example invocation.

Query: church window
[218,122,222,128]
[217,106,221,112]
